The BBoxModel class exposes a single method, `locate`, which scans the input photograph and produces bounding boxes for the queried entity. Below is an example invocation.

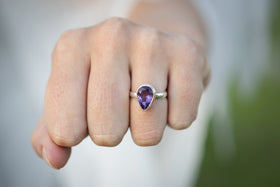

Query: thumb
[31,115,71,169]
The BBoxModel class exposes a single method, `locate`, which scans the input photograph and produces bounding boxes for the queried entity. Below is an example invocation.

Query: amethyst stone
[137,85,154,110]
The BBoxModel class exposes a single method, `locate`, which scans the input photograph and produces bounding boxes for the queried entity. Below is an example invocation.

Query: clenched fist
[31,17,209,169]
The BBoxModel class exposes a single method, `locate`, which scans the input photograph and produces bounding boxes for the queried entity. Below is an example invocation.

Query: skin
[31,0,210,169]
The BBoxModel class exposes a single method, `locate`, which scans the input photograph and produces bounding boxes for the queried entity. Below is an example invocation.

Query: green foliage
[197,76,280,187]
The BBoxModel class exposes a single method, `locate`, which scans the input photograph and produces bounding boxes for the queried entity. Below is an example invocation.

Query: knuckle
[91,134,122,147]
[169,112,197,130]
[98,17,128,37]
[56,30,80,51]
[177,37,205,70]
[176,37,198,57]
[179,36,198,53]
[133,129,162,146]
[103,17,128,27]
[51,132,77,147]
[49,120,87,147]
[87,120,126,147]
[52,29,85,60]
[93,17,129,54]
[169,120,191,130]
[136,28,161,49]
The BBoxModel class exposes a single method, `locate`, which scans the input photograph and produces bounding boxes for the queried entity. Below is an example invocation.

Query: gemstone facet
[137,85,154,110]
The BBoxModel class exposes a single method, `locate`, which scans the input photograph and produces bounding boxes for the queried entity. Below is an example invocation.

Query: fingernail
[42,147,58,169]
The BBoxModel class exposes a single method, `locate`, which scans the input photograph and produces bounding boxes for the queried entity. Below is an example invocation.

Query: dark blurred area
[196,1,280,186]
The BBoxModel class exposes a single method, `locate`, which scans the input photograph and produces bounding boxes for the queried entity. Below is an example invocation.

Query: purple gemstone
[137,85,154,110]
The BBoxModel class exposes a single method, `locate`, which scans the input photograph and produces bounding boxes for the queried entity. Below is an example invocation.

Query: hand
[31,17,209,169]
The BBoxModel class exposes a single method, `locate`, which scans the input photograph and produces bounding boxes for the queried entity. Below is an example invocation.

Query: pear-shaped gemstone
[137,85,154,110]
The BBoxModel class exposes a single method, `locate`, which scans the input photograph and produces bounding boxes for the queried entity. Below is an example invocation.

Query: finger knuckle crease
[50,120,86,146]
[92,134,122,147]
[133,129,162,146]
[51,131,77,146]
[169,120,191,130]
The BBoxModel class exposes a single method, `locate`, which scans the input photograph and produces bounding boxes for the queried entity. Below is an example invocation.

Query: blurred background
[0,0,279,187]
[196,1,280,186]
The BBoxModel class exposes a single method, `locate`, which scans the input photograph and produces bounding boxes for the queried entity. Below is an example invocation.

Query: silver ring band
[129,91,167,99]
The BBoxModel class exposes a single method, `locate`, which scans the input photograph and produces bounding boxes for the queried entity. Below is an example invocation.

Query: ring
[130,84,167,111]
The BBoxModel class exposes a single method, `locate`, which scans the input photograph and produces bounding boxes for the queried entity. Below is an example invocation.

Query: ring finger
[130,35,168,146]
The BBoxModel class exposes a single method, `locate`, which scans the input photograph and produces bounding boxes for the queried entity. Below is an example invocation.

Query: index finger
[45,29,90,147]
